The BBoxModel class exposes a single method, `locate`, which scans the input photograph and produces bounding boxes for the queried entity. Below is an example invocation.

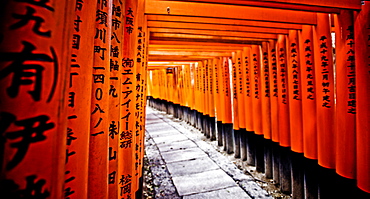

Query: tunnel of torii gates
[0,0,369,198]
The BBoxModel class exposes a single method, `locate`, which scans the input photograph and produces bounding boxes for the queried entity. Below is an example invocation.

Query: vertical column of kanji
[314,13,335,169]
[334,10,356,179]
[223,57,234,153]
[277,35,290,147]
[89,0,112,198]
[355,3,370,193]
[203,60,209,134]
[133,7,144,193]
[65,0,97,198]
[231,52,240,132]
[300,25,317,160]
[261,42,271,140]
[217,58,225,127]
[107,0,123,198]
[0,0,74,198]
[198,61,204,127]
[231,52,240,157]
[215,57,224,145]
[251,45,262,135]
[188,63,194,114]
[208,59,216,140]
[243,47,254,132]
[194,63,199,120]
[119,0,138,198]
[269,40,279,143]
[136,13,148,196]
[237,51,245,131]
[287,30,303,153]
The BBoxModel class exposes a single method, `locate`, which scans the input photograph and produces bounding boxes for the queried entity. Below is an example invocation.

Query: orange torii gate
[0,0,369,198]
[145,0,369,198]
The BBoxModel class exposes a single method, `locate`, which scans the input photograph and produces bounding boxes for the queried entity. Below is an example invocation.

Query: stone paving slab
[152,134,189,145]
[156,139,198,153]
[161,147,208,163]
[183,186,252,199]
[166,157,219,177]
[172,169,237,196]
[150,130,183,138]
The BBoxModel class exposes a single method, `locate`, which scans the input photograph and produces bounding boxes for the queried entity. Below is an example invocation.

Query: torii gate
[0,0,368,199]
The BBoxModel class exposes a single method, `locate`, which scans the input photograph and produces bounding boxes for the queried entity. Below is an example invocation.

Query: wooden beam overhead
[149,28,278,39]
[145,0,317,25]
[150,32,271,42]
[149,40,259,47]
[149,50,232,57]
[147,15,303,30]
[149,44,244,51]
[149,55,219,61]
[148,21,290,34]
[159,0,359,12]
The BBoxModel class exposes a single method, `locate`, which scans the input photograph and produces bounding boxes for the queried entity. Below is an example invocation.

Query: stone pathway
[145,107,273,198]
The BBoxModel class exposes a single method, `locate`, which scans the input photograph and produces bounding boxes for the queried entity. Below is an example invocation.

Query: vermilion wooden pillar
[223,57,233,125]
[354,2,370,193]
[119,0,138,198]
[251,45,262,135]
[89,1,112,198]
[287,30,303,153]
[334,10,356,179]
[277,35,290,147]
[314,13,335,169]
[108,0,124,198]
[133,3,146,195]
[237,51,246,131]
[231,52,240,132]
[223,57,234,154]
[0,1,74,198]
[299,25,317,160]
[261,42,272,140]
[268,40,279,143]
[65,0,97,198]
[215,57,225,146]
[198,61,204,117]
[208,59,216,140]
[243,47,254,132]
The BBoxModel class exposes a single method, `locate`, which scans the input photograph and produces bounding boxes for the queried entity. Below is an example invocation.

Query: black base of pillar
[272,142,280,184]
[264,139,273,179]
[234,129,241,158]
[304,158,318,199]
[217,121,223,146]
[291,151,304,199]
[222,123,234,154]
[209,117,216,141]
[240,129,247,161]
[246,131,256,166]
[279,146,292,195]
[255,134,265,173]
